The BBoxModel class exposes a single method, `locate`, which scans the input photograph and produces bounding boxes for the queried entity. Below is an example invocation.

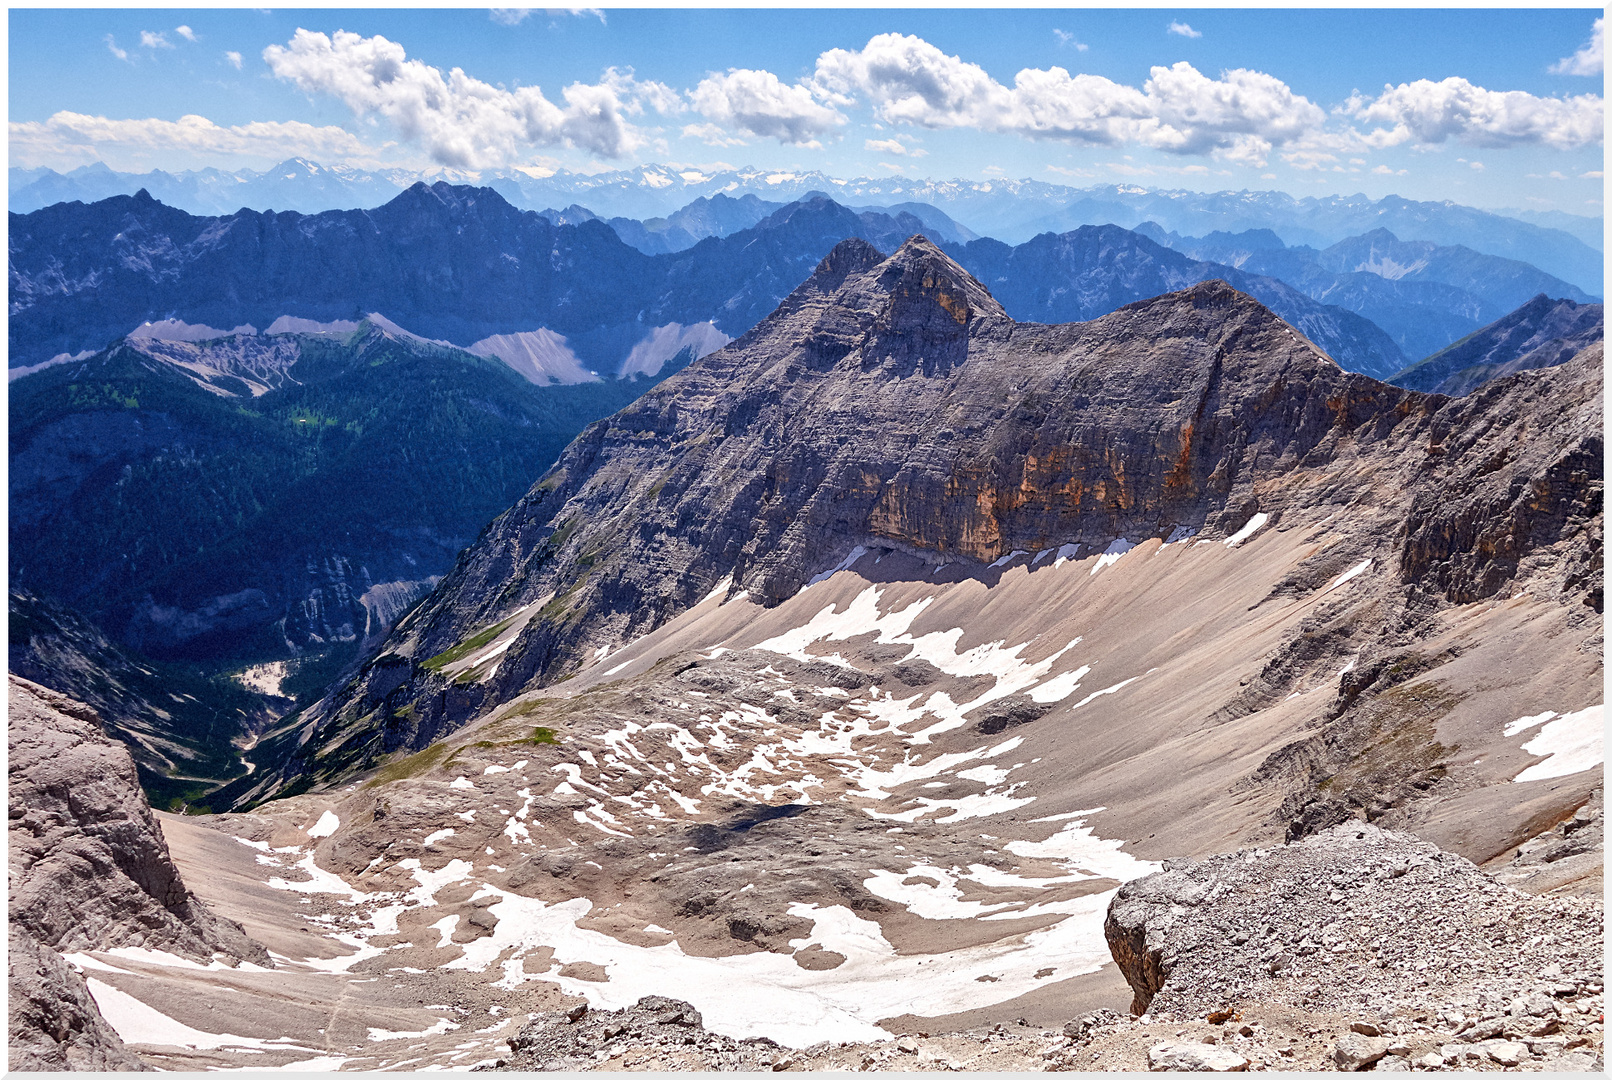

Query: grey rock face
[302,236,1600,791]
[7,675,269,962]
[7,926,149,1071]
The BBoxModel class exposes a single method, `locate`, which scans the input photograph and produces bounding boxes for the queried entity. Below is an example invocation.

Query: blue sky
[9,8,1605,214]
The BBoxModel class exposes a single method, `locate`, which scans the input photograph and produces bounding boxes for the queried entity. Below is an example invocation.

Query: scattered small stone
[1483,1040,1528,1066]
[1147,1041,1250,1072]
[1334,1033,1391,1071]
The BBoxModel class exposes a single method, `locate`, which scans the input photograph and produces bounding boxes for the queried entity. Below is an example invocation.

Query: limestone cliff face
[8,675,272,1068]
[7,675,268,961]
[282,236,1599,790]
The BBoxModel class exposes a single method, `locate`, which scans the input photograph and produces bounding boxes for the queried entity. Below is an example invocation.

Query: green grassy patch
[364,741,453,786]
[420,614,518,673]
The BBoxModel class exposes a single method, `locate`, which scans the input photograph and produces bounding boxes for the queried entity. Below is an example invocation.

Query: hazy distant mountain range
[1135,224,1598,362]
[11,159,1602,294]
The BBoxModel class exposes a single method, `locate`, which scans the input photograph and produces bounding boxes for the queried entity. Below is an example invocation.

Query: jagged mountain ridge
[1389,294,1605,397]
[11,160,1601,294]
[259,236,1601,798]
[11,185,1406,379]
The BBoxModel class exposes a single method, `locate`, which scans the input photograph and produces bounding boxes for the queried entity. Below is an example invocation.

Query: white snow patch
[1511,705,1604,782]
[85,978,316,1052]
[1324,558,1373,593]
[699,576,735,605]
[422,828,456,847]
[1504,711,1558,738]
[369,1018,460,1041]
[414,884,1121,1049]
[807,546,869,587]
[1221,512,1269,548]
[450,776,475,790]
[862,865,1015,920]
[989,549,1029,569]
[1027,664,1090,704]
[305,811,340,838]
[1090,539,1137,575]
[1004,809,1161,882]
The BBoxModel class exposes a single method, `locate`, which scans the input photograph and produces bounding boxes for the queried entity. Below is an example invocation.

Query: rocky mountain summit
[281,234,1599,799]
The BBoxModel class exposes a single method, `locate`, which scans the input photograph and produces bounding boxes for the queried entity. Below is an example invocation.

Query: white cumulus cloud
[1345,77,1603,151]
[1552,17,1604,76]
[489,9,533,25]
[140,30,173,50]
[810,34,1324,167]
[9,111,374,169]
[225,50,243,70]
[105,34,130,62]
[175,25,198,42]
[263,28,677,166]
[691,68,845,146]
[1168,22,1202,39]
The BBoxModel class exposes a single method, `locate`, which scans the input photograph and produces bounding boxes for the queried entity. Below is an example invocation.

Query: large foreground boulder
[1104,823,1602,1020]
